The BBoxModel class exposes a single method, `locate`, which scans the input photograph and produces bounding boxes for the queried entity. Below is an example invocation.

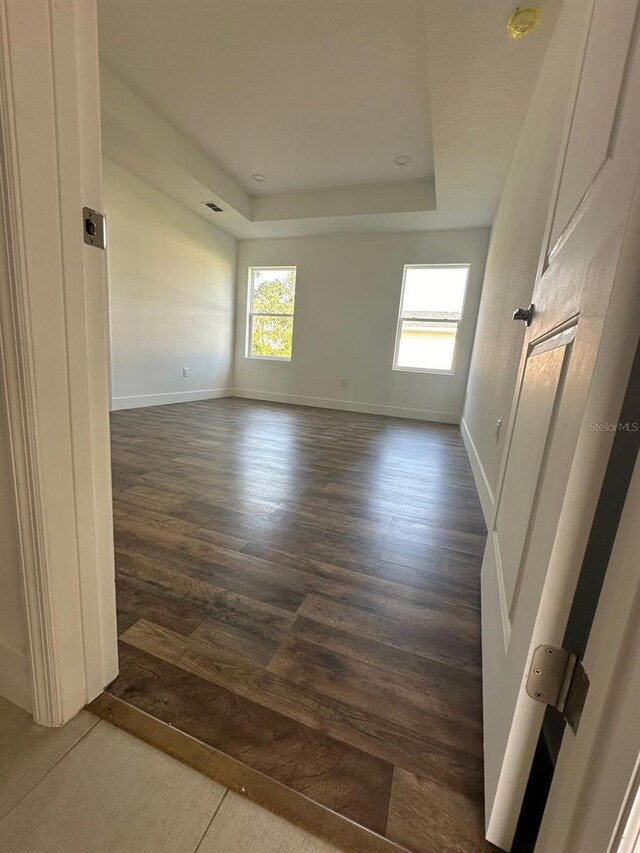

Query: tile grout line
[192,788,229,853]
[0,715,102,824]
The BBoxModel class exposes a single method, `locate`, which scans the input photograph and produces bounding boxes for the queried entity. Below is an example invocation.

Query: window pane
[251,268,296,314]
[401,266,467,320]
[394,265,469,371]
[396,320,457,371]
[251,315,294,359]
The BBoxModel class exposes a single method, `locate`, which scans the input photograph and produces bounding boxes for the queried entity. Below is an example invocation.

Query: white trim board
[231,388,460,424]
[0,645,32,713]
[0,0,118,726]
[460,416,495,525]
[111,388,233,411]
[110,386,462,423]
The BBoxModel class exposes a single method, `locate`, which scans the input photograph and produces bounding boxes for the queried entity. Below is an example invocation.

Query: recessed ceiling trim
[101,68,437,228]
[100,66,252,219]
[99,0,563,242]
[251,180,436,222]
[98,0,435,195]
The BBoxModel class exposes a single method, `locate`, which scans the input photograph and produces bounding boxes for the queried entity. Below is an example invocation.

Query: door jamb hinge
[525,645,590,731]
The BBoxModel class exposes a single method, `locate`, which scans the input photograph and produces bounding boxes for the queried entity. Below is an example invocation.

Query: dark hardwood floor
[107,398,490,852]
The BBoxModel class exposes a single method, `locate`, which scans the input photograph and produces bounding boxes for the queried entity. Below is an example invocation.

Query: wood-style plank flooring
[107,399,490,852]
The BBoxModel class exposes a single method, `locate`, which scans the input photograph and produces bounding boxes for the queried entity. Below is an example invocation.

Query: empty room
[1,1,640,852]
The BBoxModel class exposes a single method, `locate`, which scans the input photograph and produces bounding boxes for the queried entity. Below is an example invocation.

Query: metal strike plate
[83,207,106,249]
[526,645,589,732]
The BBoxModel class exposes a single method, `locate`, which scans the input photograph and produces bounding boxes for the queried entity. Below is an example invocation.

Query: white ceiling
[98,0,433,195]
[97,0,563,239]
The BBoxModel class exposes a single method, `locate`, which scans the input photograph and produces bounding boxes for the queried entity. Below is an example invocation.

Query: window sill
[392,365,456,376]
[246,355,292,362]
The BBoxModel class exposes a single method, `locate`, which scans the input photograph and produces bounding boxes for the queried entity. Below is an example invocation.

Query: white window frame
[392,263,470,375]
[246,266,297,362]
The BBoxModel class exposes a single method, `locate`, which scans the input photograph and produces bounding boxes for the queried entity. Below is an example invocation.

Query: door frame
[0,0,117,726]
[537,450,640,851]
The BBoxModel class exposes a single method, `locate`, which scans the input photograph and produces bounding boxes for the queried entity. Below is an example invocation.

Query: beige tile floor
[0,697,342,853]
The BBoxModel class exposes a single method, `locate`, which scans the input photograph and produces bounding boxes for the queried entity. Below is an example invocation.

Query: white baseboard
[111,385,461,424]
[111,388,233,411]
[460,416,495,526]
[231,388,460,424]
[0,644,32,712]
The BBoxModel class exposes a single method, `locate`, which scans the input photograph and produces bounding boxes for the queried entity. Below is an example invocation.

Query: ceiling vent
[204,201,223,212]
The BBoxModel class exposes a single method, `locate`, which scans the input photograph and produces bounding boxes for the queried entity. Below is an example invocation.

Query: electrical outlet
[182,367,189,378]
[495,418,502,442]
[340,377,347,387]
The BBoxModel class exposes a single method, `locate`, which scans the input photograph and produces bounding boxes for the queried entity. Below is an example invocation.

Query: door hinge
[83,207,106,249]
[525,645,589,732]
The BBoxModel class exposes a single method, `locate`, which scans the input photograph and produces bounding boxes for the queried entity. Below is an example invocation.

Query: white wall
[105,160,237,410]
[234,230,489,422]
[0,366,30,710]
[462,0,590,519]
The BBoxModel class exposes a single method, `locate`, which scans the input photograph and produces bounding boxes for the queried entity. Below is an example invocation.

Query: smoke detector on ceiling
[506,7,542,39]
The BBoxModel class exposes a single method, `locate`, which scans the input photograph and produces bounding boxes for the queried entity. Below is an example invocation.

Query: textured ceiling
[98,0,433,195]
[97,0,564,238]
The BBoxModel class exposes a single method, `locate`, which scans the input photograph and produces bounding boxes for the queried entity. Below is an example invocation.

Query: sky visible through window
[401,266,467,315]
[395,265,469,372]
[253,268,293,290]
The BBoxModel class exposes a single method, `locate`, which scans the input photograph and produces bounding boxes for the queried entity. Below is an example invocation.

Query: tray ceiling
[98,0,563,238]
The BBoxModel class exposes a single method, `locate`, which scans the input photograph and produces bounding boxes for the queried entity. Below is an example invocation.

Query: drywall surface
[0,367,30,710]
[462,0,589,510]
[105,160,237,409]
[234,230,489,421]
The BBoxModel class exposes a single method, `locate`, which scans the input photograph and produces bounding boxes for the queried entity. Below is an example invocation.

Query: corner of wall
[105,162,238,410]
[229,238,241,392]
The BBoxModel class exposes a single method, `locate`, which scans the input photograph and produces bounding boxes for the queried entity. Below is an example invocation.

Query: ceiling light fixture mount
[251,173,266,182]
[393,155,411,166]
[506,7,542,40]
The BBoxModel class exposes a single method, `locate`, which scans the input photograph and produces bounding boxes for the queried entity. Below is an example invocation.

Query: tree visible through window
[247,267,297,359]
[393,265,470,373]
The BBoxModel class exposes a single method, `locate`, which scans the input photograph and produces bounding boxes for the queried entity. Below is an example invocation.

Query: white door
[482,0,640,847]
